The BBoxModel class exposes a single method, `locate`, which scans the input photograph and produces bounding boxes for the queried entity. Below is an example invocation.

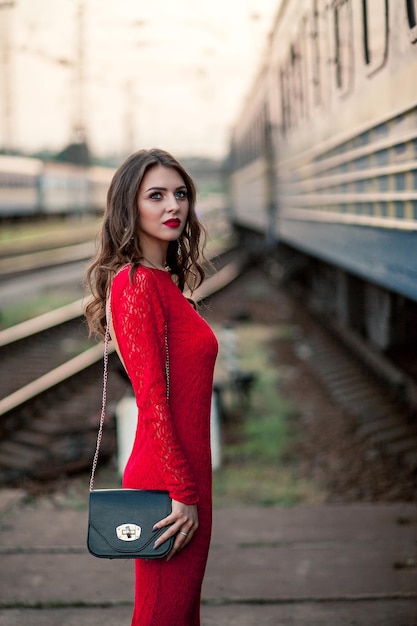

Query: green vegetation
[0,216,99,244]
[181,157,226,196]
[212,324,320,508]
[0,290,83,329]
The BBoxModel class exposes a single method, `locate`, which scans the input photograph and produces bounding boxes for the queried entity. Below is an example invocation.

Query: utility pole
[72,0,86,144]
[0,1,15,153]
[124,80,136,155]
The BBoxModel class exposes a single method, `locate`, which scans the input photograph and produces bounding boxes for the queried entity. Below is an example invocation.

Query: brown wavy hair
[84,148,207,338]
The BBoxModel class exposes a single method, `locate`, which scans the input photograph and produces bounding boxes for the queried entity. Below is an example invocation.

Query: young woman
[85,148,218,625]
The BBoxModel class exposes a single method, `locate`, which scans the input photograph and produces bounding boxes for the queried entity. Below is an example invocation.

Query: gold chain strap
[164,322,169,400]
[89,313,169,492]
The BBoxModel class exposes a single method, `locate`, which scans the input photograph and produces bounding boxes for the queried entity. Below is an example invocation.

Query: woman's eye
[150,192,162,200]
[175,190,187,199]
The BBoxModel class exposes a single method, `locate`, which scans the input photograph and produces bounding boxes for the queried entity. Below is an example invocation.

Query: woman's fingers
[152,513,173,532]
[152,500,198,558]
[166,528,192,561]
[152,519,195,552]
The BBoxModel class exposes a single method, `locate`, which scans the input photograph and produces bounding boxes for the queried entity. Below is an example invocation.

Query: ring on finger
[179,531,188,537]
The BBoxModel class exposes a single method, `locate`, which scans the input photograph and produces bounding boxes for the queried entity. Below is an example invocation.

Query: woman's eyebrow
[145,185,187,192]
[145,186,167,192]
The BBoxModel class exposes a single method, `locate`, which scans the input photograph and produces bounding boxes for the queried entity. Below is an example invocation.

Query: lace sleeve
[110,268,198,504]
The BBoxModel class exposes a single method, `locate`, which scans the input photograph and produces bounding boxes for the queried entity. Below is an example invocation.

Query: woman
[85,148,218,625]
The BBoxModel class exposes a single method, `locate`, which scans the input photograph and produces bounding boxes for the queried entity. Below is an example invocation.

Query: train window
[376,150,389,166]
[317,0,332,108]
[354,156,370,170]
[407,0,417,28]
[395,202,405,218]
[362,155,371,169]
[393,143,407,163]
[406,0,417,42]
[290,42,303,125]
[361,0,388,75]
[393,114,407,135]
[395,173,406,191]
[311,0,321,106]
[412,170,417,188]
[378,176,389,192]
[280,67,289,135]
[364,179,373,193]
[373,123,389,139]
[332,0,354,95]
[358,131,370,146]
[378,202,386,217]
[298,17,309,120]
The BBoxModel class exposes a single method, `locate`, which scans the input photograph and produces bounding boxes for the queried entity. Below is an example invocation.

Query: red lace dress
[110,265,218,626]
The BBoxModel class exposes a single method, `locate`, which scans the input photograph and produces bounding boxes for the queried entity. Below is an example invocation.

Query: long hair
[84,148,207,338]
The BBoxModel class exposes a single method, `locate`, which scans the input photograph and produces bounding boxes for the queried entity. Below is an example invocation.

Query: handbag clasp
[116,523,142,541]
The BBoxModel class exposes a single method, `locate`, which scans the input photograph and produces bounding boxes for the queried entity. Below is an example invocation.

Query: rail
[0,241,96,278]
[0,249,243,420]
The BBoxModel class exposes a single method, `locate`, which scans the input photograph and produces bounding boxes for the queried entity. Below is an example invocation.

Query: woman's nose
[167,195,180,211]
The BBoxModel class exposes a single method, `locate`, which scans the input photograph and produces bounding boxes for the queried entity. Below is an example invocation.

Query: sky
[2,0,279,160]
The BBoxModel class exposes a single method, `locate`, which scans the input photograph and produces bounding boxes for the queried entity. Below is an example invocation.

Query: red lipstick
[164,219,181,228]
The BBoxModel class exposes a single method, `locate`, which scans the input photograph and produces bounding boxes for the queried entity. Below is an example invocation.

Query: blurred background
[1,1,417,488]
[1,4,417,622]
[0,0,277,163]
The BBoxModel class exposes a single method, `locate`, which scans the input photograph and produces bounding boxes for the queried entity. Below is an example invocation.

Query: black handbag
[87,488,173,559]
[87,314,174,559]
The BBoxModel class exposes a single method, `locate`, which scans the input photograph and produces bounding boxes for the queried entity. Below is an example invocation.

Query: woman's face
[137,165,189,247]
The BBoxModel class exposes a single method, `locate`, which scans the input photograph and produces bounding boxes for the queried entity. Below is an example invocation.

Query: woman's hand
[153,499,198,561]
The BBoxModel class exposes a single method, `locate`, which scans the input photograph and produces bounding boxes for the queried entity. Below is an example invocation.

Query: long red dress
[110,265,218,626]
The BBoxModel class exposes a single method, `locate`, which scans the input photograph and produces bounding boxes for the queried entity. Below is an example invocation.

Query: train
[0,154,114,218]
[227,0,417,356]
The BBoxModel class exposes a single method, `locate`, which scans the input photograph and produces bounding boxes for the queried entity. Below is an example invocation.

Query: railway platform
[0,489,416,625]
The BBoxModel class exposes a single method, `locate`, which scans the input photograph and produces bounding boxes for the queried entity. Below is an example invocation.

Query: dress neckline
[115,263,170,276]
[140,265,169,273]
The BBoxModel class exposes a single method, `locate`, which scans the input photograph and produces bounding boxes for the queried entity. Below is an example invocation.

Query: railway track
[0,207,230,281]
[2,249,416,489]
[209,264,417,501]
[0,241,97,280]
[0,220,99,256]
[305,326,417,472]
[0,250,243,484]
[283,286,417,479]
[0,220,100,281]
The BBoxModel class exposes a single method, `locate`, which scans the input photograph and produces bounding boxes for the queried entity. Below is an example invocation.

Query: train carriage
[228,68,272,237]
[88,165,115,214]
[228,0,417,352]
[0,156,115,219]
[0,155,42,217]
[39,160,91,215]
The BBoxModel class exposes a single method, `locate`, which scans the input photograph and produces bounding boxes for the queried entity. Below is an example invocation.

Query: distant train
[0,154,114,218]
[228,0,417,354]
